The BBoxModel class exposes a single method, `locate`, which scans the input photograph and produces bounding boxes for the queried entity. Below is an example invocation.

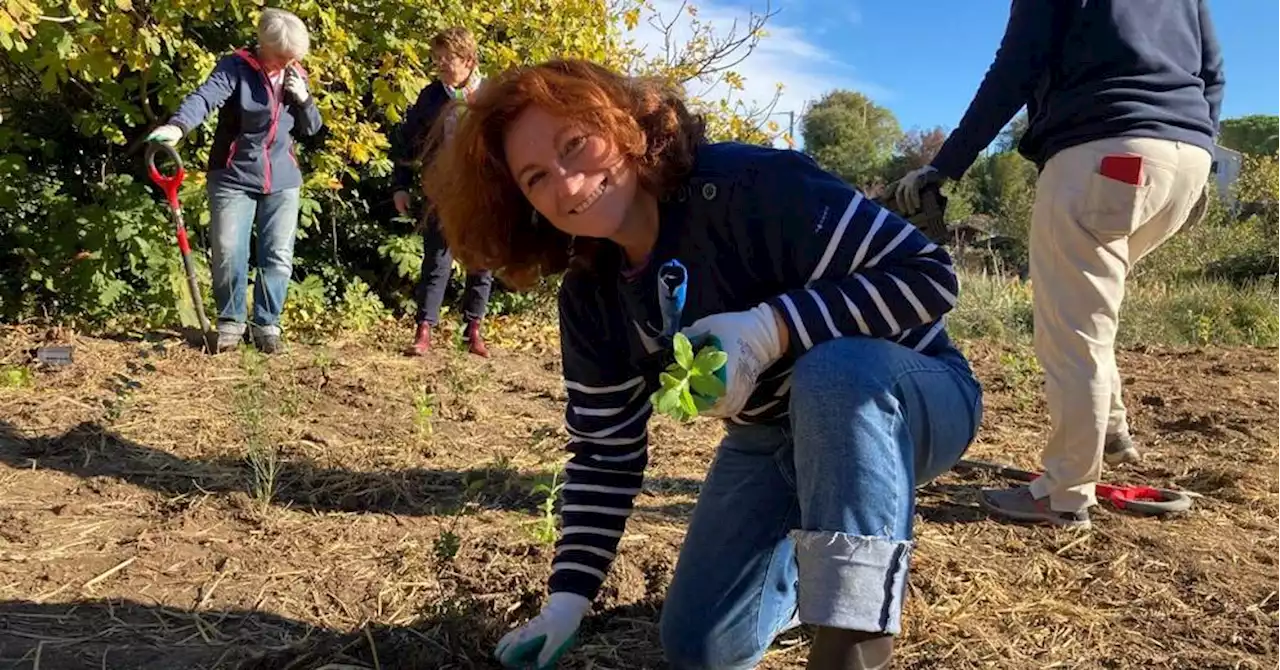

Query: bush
[1,0,785,331]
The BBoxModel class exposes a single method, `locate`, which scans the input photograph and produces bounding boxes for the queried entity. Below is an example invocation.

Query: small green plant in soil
[650,332,728,422]
[529,470,565,547]
[0,365,33,389]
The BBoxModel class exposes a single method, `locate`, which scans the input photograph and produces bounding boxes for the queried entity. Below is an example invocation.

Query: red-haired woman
[425,59,983,670]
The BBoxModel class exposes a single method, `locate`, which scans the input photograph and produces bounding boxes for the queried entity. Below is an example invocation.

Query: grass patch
[235,347,280,505]
[1133,216,1277,285]
[950,217,1278,348]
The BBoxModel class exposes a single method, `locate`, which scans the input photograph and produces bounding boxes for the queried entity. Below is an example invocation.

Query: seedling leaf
[678,387,697,416]
[673,332,694,369]
[649,336,728,421]
[693,347,728,374]
[690,371,726,398]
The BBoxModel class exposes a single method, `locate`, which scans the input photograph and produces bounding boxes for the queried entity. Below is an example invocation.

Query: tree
[1233,154,1279,241]
[1218,115,1279,156]
[879,126,947,185]
[0,0,787,327]
[994,111,1029,154]
[801,89,901,189]
[610,0,787,145]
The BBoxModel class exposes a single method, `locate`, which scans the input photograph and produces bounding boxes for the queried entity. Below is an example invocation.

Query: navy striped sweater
[549,142,961,599]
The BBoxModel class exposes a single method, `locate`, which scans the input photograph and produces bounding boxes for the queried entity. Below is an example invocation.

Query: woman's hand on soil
[495,592,591,669]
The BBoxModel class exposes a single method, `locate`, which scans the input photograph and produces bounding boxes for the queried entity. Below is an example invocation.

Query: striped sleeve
[752,150,960,353]
[547,274,653,600]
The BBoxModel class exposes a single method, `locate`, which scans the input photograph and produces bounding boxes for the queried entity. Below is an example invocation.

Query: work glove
[283,67,310,104]
[893,165,941,214]
[680,302,785,419]
[393,190,412,216]
[495,592,591,669]
[146,125,182,146]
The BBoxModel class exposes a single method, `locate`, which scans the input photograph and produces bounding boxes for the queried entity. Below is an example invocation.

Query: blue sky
[634,0,1280,139]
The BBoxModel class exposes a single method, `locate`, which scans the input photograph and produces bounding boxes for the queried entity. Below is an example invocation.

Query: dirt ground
[0,319,1276,670]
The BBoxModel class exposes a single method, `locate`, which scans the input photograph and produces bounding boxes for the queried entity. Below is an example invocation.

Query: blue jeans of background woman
[658,335,983,670]
[207,183,300,340]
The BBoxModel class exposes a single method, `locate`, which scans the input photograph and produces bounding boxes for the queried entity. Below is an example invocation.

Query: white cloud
[619,0,890,147]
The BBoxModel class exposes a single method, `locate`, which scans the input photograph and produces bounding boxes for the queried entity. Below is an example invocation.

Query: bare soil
[0,320,1276,669]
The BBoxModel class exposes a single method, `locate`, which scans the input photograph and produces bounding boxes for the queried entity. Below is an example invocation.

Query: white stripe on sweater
[808,192,864,283]
[565,376,644,395]
[552,562,607,580]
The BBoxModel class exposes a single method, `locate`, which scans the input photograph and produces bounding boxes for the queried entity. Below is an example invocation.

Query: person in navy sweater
[147,8,323,354]
[390,27,494,358]
[896,0,1224,529]
[424,59,983,670]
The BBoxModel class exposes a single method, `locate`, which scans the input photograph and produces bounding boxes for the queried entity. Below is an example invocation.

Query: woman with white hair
[148,8,323,354]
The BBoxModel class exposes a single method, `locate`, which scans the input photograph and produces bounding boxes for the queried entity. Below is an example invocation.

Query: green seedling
[649,332,728,422]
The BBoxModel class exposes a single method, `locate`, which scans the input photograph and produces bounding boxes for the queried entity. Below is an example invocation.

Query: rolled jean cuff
[790,530,912,635]
[217,321,246,336]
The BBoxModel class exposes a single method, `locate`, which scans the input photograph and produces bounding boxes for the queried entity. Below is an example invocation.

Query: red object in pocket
[1099,154,1144,186]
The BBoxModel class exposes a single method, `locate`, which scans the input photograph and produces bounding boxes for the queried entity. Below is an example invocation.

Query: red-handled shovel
[145,141,212,347]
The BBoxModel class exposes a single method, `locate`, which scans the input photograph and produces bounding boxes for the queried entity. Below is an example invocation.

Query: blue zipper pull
[657,259,688,345]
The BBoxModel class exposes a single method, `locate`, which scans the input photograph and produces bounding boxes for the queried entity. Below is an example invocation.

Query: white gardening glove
[893,165,940,214]
[283,67,310,103]
[494,592,591,669]
[146,125,182,146]
[679,302,785,419]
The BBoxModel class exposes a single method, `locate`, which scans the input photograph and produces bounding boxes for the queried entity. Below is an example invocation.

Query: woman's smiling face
[503,105,639,240]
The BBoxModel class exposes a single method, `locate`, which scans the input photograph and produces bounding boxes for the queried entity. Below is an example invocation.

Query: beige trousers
[1026,136,1212,512]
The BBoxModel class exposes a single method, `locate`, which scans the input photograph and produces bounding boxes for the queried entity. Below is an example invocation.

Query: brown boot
[405,321,431,357]
[464,320,490,358]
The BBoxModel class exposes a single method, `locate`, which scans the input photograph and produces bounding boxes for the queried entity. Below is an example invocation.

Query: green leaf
[677,387,697,417]
[659,371,684,389]
[692,394,715,413]
[692,346,728,375]
[656,388,682,416]
[672,332,694,369]
[689,372,726,399]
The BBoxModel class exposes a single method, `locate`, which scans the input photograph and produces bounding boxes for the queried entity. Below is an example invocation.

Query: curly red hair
[422,59,706,290]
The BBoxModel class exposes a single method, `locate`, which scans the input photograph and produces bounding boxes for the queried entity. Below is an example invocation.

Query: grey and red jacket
[167,48,324,194]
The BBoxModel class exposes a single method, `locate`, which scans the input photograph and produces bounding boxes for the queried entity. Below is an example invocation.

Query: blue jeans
[207,184,300,336]
[658,336,983,669]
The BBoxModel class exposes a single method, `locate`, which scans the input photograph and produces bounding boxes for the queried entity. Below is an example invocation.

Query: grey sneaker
[251,327,283,354]
[979,485,1092,529]
[215,329,244,353]
[1104,431,1141,466]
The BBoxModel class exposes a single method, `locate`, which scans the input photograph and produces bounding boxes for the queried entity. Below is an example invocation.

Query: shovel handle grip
[145,141,185,210]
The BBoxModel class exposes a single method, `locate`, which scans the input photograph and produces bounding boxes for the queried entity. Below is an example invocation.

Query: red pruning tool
[145,141,212,340]
[956,459,1195,516]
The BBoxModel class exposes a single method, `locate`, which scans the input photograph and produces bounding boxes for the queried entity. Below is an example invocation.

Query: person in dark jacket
[424,59,983,670]
[390,27,493,358]
[895,0,1224,528]
[147,8,323,354]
